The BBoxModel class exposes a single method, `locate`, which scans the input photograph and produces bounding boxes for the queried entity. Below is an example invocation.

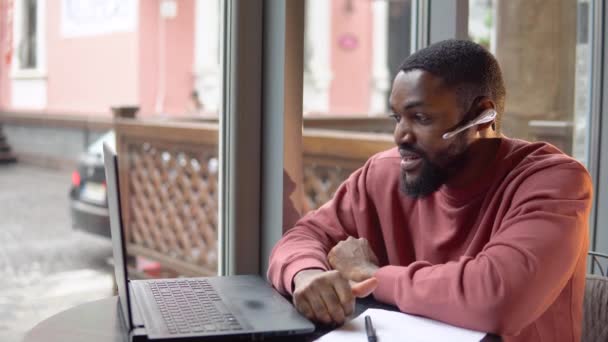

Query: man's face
[388,69,473,197]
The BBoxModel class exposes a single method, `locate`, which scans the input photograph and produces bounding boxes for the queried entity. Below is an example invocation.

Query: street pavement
[0,164,114,342]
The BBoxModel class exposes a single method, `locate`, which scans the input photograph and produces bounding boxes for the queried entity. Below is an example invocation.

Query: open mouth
[399,151,422,171]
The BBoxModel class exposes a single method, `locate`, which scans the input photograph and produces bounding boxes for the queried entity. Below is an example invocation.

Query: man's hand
[328,237,379,282]
[292,269,377,325]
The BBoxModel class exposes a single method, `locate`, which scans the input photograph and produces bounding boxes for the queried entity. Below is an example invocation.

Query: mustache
[398,144,428,159]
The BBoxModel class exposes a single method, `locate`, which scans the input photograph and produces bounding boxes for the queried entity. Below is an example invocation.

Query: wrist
[292,268,324,291]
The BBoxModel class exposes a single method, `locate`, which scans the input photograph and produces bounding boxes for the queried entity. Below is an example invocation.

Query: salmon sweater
[268,137,592,342]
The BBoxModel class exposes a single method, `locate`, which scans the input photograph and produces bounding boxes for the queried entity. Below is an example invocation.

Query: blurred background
[0,0,605,341]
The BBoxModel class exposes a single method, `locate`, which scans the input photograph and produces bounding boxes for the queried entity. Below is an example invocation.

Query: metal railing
[589,251,608,276]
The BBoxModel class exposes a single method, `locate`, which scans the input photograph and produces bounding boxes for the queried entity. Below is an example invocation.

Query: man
[268,40,592,342]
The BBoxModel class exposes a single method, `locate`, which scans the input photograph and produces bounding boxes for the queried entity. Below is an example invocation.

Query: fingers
[327,248,337,269]
[295,298,315,321]
[319,287,346,324]
[305,290,334,324]
[292,270,356,325]
[294,281,333,324]
[294,289,331,324]
[328,237,380,277]
[360,238,380,265]
[349,267,373,282]
[351,277,378,298]
[333,277,355,317]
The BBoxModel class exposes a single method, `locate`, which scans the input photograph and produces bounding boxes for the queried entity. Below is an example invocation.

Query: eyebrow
[403,100,426,111]
[390,100,426,113]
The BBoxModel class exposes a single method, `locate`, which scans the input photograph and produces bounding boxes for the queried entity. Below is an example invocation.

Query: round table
[24,297,126,342]
[25,296,500,342]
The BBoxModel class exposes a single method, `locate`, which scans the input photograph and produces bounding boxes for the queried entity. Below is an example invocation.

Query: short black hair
[399,39,506,131]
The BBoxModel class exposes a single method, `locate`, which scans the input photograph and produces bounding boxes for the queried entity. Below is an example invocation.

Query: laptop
[103,143,315,341]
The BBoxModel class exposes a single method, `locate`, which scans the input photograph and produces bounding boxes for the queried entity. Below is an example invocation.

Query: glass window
[468,0,593,166]
[298,0,413,218]
[0,1,225,338]
[118,1,223,277]
[295,0,594,220]
[303,0,412,118]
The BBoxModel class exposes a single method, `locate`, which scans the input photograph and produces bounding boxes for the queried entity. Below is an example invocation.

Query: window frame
[218,0,264,276]
[11,0,46,79]
[223,0,608,274]
[589,0,608,257]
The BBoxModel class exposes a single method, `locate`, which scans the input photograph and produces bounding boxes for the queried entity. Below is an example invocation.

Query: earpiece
[442,109,497,140]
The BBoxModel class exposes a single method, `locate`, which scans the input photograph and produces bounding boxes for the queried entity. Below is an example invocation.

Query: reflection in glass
[468,0,592,165]
[303,0,412,117]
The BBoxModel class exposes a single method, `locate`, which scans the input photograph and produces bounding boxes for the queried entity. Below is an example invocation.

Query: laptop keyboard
[149,279,244,335]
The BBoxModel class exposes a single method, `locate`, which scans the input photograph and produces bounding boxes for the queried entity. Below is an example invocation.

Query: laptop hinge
[129,282,146,328]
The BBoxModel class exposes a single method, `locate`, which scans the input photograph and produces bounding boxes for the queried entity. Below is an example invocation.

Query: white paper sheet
[315,308,486,342]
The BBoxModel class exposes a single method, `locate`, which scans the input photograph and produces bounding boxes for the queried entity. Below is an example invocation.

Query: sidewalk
[0,164,114,342]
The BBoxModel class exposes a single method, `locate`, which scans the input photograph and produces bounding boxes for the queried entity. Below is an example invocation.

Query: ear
[474,97,497,132]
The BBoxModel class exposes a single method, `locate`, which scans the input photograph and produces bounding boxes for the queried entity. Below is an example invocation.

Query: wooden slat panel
[116,120,394,277]
[115,119,219,145]
[117,120,219,278]
[304,129,394,159]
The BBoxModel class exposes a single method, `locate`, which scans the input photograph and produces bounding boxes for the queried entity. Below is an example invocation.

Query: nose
[394,119,415,146]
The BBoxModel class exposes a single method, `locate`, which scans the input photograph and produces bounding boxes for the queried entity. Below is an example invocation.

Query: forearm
[373,258,522,334]
[267,222,346,294]
[267,158,382,294]
[372,234,586,335]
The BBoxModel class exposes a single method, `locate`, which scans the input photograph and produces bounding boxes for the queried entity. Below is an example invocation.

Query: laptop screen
[103,143,134,331]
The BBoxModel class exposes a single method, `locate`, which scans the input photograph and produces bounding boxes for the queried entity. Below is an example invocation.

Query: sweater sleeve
[372,162,592,335]
[267,158,376,295]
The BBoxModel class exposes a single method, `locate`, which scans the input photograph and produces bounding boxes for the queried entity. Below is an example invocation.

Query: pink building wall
[46,1,138,115]
[0,0,12,109]
[138,0,195,116]
[330,0,373,115]
[1,0,374,117]
[138,0,160,116]
[0,0,195,117]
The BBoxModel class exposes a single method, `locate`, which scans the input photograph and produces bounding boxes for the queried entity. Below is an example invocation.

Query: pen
[365,315,377,342]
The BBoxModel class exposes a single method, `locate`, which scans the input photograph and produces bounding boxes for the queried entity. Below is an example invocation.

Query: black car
[69,131,115,238]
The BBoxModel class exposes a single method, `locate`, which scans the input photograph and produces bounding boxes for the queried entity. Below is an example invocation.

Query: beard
[400,157,447,198]
[399,136,468,198]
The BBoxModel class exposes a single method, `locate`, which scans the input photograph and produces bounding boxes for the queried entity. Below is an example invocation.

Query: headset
[442,109,497,140]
